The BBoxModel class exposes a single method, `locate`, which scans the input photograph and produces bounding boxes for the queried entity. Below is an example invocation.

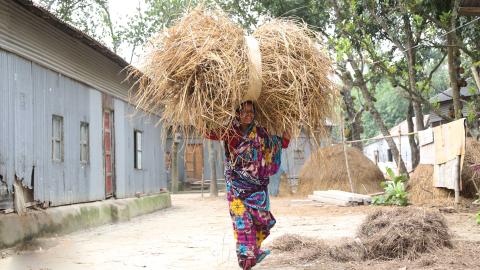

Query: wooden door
[103,110,114,197]
[185,144,203,182]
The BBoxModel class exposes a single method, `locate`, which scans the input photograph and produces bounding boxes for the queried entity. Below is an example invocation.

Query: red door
[103,110,114,198]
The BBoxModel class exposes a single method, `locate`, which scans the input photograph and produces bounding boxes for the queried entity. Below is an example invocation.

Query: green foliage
[477,211,480,225]
[466,101,478,125]
[372,168,409,206]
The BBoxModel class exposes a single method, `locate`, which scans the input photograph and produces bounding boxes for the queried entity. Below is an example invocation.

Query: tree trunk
[448,0,463,120]
[403,15,425,131]
[208,140,218,197]
[407,102,420,170]
[447,32,462,119]
[350,59,409,176]
[171,141,179,193]
[341,73,363,150]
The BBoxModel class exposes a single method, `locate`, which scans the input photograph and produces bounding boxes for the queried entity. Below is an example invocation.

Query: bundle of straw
[132,7,337,140]
[132,7,249,138]
[253,19,337,136]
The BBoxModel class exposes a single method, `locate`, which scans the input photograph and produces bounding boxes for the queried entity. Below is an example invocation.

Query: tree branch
[419,52,447,93]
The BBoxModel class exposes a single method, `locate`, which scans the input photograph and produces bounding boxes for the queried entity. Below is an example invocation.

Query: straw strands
[131,6,337,139]
[253,19,337,136]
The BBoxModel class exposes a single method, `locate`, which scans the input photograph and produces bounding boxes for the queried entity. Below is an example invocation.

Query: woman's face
[239,103,254,125]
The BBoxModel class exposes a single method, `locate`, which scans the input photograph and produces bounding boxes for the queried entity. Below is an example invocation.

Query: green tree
[39,0,122,53]
[251,0,409,174]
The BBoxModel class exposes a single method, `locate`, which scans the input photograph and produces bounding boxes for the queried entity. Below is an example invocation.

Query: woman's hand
[282,131,291,141]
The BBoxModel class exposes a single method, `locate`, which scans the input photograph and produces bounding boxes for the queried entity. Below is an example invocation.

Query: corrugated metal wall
[114,100,166,198]
[1,49,166,206]
[0,1,132,102]
[0,50,105,205]
[282,134,313,179]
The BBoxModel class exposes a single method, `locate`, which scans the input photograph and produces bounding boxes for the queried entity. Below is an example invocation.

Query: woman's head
[237,101,255,126]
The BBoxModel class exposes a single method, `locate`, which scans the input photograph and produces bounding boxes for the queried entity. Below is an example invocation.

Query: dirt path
[0,194,479,270]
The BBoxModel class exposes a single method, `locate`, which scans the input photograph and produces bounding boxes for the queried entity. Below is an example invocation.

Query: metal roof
[429,86,477,103]
[460,0,480,16]
[12,0,130,69]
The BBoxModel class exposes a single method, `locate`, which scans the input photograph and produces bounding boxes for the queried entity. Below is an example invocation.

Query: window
[134,130,143,169]
[80,122,89,164]
[387,149,393,162]
[52,115,64,162]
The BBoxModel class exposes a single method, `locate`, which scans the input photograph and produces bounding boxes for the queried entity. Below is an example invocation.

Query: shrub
[372,168,408,206]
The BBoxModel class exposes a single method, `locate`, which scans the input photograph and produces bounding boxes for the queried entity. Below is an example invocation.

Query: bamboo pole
[341,117,355,193]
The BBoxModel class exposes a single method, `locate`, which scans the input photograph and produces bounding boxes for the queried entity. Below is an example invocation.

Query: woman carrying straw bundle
[206,101,290,269]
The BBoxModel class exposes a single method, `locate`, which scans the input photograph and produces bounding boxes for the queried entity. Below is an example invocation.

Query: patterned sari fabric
[212,124,288,267]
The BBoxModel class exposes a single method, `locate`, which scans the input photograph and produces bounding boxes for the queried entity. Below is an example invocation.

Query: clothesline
[343,131,420,144]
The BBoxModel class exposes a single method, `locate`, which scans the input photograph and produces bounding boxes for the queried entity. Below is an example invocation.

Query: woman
[206,101,290,269]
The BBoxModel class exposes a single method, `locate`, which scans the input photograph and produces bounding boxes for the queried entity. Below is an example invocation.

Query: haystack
[131,6,337,139]
[409,138,480,204]
[297,145,384,195]
[408,165,454,205]
[356,208,452,260]
[461,137,480,197]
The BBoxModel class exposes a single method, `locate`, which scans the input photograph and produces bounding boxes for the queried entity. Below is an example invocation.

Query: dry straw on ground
[270,208,452,264]
[131,6,337,139]
[269,234,328,263]
[356,208,452,260]
[297,144,384,196]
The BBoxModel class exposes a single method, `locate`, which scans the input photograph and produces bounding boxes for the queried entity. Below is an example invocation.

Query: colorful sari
[208,123,289,268]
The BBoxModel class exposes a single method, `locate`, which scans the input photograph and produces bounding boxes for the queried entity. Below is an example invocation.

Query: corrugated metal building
[0,0,166,208]
[363,115,430,174]
[429,86,477,127]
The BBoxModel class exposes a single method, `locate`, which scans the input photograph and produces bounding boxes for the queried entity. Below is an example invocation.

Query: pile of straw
[270,208,452,263]
[408,165,454,205]
[356,208,452,260]
[297,145,384,195]
[132,6,336,138]
[408,138,480,205]
[461,138,480,197]
[269,234,328,264]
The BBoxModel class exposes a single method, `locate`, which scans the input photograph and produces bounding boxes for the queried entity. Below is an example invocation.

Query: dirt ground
[0,193,479,270]
[260,197,480,270]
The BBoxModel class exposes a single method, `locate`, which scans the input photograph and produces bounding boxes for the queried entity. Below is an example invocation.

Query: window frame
[134,130,143,170]
[80,121,90,164]
[52,115,64,162]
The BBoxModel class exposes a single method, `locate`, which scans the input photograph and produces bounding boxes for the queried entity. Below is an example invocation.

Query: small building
[363,115,430,174]
[0,0,167,209]
[165,134,225,190]
[429,86,478,127]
